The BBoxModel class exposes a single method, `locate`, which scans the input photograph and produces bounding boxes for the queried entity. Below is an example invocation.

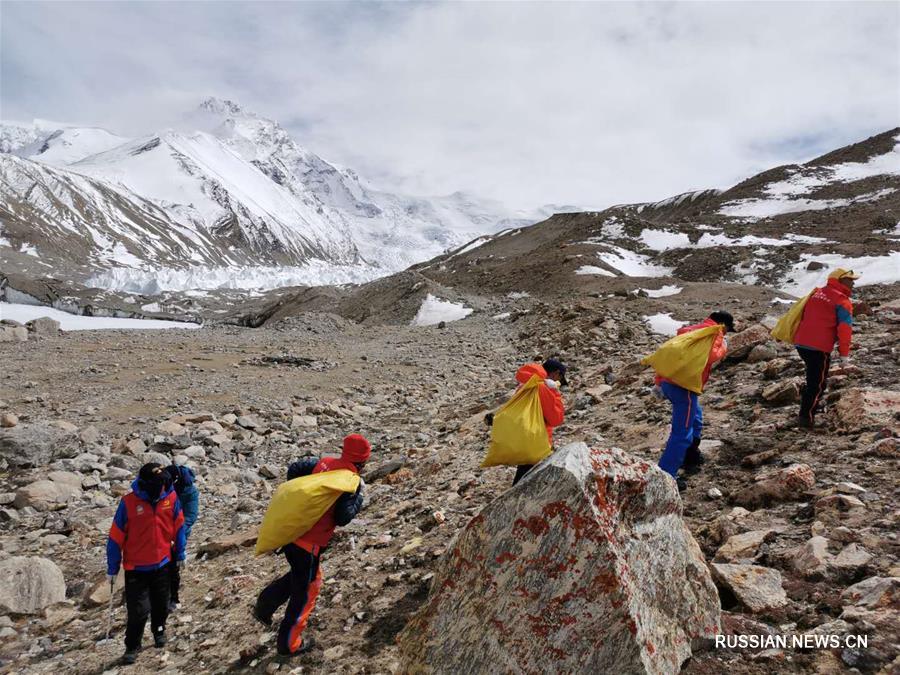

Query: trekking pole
[105,577,116,641]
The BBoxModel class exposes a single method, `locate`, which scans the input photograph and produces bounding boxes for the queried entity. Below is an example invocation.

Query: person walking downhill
[653,312,733,491]
[253,434,369,657]
[793,268,860,429]
[107,463,187,665]
[164,464,199,611]
[511,358,566,485]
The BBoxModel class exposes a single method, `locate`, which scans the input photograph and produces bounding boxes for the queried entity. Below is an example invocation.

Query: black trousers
[124,566,170,650]
[798,347,831,423]
[255,544,322,654]
[512,464,534,486]
[169,552,180,604]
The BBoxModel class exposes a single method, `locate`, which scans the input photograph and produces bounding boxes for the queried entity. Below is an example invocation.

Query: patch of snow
[780,251,900,295]
[492,312,512,320]
[771,297,794,304]
[410,294,473,327]
[644,313,687,335]
[784,233,828,244]
[642,285,682,298]
[506,291,530,299]
[639,229,691,251]
[0,303,200,330]
[141,302,161,312]
[597,246,672,277]
[449,236,491,258]
[575,265,616,277]
[20,243,39,257]
[599,218,625,239]
[718,189,896,219]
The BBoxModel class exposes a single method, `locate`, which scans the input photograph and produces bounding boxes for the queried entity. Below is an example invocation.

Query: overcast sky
[2,1,898,209]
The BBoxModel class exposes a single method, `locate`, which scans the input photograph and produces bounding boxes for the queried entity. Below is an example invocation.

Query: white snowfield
[779,251,900,296]
[597,246,672,277]
[718,133,900,220]
[0,303,201,331]
[575,265,616,277]
[411,294,473,327]
[644,313,687,335]
[642,285,682,298]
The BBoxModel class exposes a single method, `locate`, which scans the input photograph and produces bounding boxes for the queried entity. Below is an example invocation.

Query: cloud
[2,1,898,209]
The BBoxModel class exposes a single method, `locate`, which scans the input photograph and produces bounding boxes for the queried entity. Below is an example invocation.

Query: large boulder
[397,442,720,674]
[727,324,772,360]
[0,422,81,469]
[834,388,900,431]
[732,463,815,508]
[0,556,66,614]
[14,480,81,511]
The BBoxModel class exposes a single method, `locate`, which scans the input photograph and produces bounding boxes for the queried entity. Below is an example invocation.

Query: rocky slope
[0,278,897,673]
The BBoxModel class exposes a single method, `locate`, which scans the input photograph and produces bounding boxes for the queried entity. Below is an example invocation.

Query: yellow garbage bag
[641,325,722,394]
[771,292,813,344]
[482,375,552,467]
[255,469,360,555]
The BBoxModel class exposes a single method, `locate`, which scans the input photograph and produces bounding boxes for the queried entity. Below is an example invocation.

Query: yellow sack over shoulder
[641,325,722,394]
[255,469,360,555]
[771,292,812,344]
[482,375,552,468]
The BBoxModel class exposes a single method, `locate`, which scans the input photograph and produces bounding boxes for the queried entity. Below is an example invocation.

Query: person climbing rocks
[511,358,566,485]
[107,462,187,665]
[793,268,859,429]
[253,434,369,657]
[653,311,733,491]
[163,463,199,611]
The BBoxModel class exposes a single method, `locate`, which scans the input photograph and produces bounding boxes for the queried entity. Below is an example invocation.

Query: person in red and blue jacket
[107,463,186,664]
[253,434,369,657]
[654,312,732,490]
[793,268,859,428]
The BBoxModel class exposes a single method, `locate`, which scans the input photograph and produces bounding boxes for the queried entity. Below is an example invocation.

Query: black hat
[138,462,165,497]
[542,358,568,386]
[709,311,735,333]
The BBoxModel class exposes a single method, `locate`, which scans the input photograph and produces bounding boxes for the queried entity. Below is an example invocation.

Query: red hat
[342,434,371,463]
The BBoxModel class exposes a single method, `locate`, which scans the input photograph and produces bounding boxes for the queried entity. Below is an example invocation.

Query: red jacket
[515,363,565,442]
[295,456,360,549]
[107,482,186,574]
[793,278,854,356]
[656,318,727,390]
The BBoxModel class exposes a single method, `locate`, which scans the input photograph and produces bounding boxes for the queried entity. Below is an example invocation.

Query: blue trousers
[658,381,702,477]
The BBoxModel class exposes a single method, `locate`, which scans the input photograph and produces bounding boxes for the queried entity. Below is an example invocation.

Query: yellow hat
[828,268,861,281]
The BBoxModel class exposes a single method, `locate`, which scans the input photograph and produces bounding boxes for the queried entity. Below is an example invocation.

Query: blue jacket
[288,457,364,526]
[107,479,187,576]
[166,465,199,539]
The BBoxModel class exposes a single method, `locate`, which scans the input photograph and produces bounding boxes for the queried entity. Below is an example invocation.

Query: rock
[364,460,407,483]
[728,324,772,360]
[747,344,777,363]
[0,325,28,342]
[840,576,898,609]
[761,358,792,379]
[714,530,774,563]
[79,426,101,445]
[0,422,80,469]
[324,645,345,660]
[156,420,184,436]
[83,572,123,608]
[707,487,723,499]
[711,564,788,612]
[397,442,720,674]
[732,463,815,508]
[815,493,866,519]
[793,536,831,579]
[291,415,318,429]
[141,451,170,466]
[0,556,66,614]
[46,471,84,489]
[259,464,280,479]
[0,493,14,505]
[198,531,257,558]
[834,388,900,431]
[584,385,613,402]
[829,544,872,577]
[26,317,60,335]
[864,437,898,458]
[236,415,260,430]
[383,468,414,484]
[0,413,17,428]
[761,379,800,404]
[124,438,146,455]
[13,480,81,511]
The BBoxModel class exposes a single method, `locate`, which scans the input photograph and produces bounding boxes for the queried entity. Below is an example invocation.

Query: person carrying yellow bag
[483,359,567,486]
[253,434,370,657]
[642,312,733,491]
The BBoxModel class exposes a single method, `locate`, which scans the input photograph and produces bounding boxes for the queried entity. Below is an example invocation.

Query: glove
[176,559,186,571]
[651,385,665,400]
[106,573,117,584]
[838,355,851,366]
[544,378,559,390]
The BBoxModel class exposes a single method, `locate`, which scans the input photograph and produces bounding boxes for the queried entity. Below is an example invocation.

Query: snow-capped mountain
[0,98,547,291]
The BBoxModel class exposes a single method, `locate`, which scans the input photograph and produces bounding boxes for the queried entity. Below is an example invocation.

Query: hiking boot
[682,454,705,476]
[277,636,316,657]
[252,606,272,628]
[796,415,814,429]
[154,631,167,648]
[122,648,140,665]
[676,476,688,493]
[167,600,179,613]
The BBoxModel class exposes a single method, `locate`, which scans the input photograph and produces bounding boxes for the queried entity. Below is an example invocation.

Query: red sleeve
[538,385,565,428]
[708,332,727,366]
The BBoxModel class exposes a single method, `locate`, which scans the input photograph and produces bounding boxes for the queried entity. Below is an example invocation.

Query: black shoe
[277,636,316,657]
[154,631,167,648]
[122,648,140,665]
[676,476,688,493]
[796,415,814,429]
[168,600,179,613]
[252,606,272,628]
[682,455,705,476]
